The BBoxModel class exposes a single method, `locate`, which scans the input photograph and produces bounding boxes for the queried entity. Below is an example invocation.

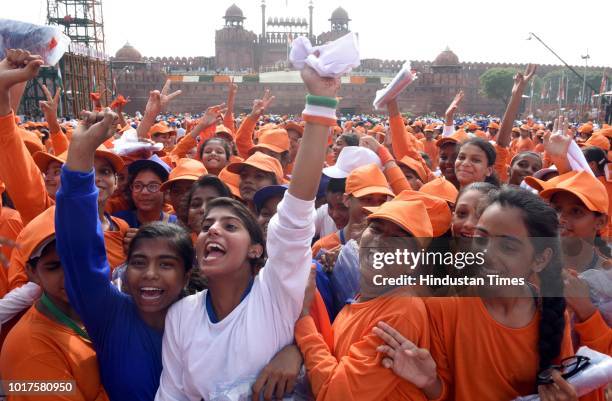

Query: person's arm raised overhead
[55,108,125,336]
[137,80,182,140]
[498,64,536,148]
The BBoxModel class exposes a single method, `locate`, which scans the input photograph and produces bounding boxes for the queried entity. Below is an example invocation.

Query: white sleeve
[260,191,315,320]
[314,204,329,238]
[0,282,41,324]
[442,125,454,137]
[155,303,189,401]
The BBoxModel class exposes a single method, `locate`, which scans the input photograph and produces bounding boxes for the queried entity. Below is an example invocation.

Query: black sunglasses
[537,355,590,385]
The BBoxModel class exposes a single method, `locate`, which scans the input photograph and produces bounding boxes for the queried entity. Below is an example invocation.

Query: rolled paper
[0,19,70,66]
[290,32,360,78]
[111,128,163,156]
[373,62,417,111]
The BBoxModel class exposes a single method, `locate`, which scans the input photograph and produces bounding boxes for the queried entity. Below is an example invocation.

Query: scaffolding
[19,0,110,118]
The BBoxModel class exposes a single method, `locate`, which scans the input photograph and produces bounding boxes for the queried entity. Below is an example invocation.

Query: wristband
[302,94,338,127]
[377,146,394,165]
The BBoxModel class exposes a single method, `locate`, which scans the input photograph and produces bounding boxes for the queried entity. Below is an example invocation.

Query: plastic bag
[290,33,360,78]
[512,347,612,401]
[330,239,361,307]
[579,268,612,326]
[0,19,70,66]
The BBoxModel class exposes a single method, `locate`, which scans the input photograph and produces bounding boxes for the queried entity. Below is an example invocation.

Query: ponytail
[489,186,566,378]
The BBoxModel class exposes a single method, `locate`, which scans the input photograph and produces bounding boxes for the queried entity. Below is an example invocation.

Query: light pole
[527,33,599,94]
[580,51,590,117]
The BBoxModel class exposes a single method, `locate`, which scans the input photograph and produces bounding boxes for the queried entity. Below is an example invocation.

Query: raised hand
[40,84,60,122]
[360,135,382,153]
[373,321,438,390]
[543,115,571,158]
[144,79,182,118]
[445,90,464,120]
[250,89,275,118]
[65,107,119,172]
[512,64,537,93]
[191,103,227,137]
[0,49,43,91]
[300,66,340,98]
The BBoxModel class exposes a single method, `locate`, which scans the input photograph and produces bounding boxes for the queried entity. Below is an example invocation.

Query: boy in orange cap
[250,128,292,172]
[312,163,394,257]
[160,158,207,219]
[487,121,500,140]
[284,121,304,174]
[227,151,285,210]
[0,206,109,401]
[296,199,433,401]
[147,121,176,153]
[397,156,428,191]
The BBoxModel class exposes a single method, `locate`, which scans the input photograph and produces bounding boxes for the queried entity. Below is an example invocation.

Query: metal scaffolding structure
[19,0,110,118]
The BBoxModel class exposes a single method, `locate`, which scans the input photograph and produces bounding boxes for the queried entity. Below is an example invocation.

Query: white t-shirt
[155,192,315,401]
[314,204,338,239]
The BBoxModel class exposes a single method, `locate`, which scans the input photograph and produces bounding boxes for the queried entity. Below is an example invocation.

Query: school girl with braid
[373,187,588,401]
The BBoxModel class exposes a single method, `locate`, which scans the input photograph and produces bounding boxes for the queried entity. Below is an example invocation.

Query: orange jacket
[0,306,109,401]
[0,112,54,226]
[50,128,69,155]
[295,295,429,401]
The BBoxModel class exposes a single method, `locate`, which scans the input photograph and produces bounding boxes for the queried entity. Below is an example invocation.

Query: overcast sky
[5,0,611,68]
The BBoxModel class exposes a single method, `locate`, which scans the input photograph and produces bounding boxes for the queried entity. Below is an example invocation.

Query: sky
[4,0,612,68]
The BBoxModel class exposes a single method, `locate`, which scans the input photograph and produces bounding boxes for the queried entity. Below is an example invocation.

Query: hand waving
[251,89,275,118]
[445,90,464,120]
[543,115,571,158]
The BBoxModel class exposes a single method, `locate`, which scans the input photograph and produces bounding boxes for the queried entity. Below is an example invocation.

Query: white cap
[322,146,382,179]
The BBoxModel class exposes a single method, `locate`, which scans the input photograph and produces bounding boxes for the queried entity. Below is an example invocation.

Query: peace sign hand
[544,115,571,158]
[144,79,182,118]
[251,89,275,118]
[39,84,60,121]
[513,64,537,93]
[373,321,438,389]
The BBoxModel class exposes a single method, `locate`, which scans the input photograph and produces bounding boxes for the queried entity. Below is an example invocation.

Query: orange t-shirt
[311,231,341,258]
[420,138,439,170]
[295,295,429,401]
[425,297,578,401]
[517,137,535,152]
[0,306,109,401]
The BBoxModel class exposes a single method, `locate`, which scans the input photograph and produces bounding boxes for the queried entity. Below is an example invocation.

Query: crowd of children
[0,47,610,401]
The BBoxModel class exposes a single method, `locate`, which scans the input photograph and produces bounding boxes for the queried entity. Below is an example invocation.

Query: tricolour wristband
[303,94,338,127]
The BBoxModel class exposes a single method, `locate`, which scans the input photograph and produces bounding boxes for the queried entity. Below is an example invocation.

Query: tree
[479,68,518,105]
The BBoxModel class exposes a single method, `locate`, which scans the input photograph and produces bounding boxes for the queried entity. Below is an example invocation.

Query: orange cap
[215,125,235,142]
[579,123,594,134]
[436,129,468,147]
[419,176,459,204]
[467,123,479,131]
[597,127,612,138]
[424,124,435,133]
[227,151,284,184]
[11,206,56,282]
[19,128,45,155]
[473,130,487,139]
[147,122,175,138]
[252,129,290,154]
[397,156,428,182]
[520,124,531,131]
[488,122,500,130]
[218,167,241,199]
[584,134,610,151]
[160,158,207,191]
[345,163,394,198]
[539,171,608,214]
[511,127,521,134]
[365,199,433,240]
[33,150,67,172]
[284,121,304,136]
[394,190,451,237]
[95,145,125,173]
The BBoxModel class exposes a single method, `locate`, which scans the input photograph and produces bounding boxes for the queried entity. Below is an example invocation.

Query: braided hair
[489,186,566,377]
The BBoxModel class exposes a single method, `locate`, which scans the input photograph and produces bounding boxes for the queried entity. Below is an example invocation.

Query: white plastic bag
[331,239,361,306]
[290,33,360,78]
[0,19,70,66]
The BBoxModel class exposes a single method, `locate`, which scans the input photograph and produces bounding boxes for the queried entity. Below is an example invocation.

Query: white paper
[373,62,417,110]
[290,33,360,78]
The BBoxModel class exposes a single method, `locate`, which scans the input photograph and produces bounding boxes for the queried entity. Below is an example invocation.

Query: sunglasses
[537,355,590,385]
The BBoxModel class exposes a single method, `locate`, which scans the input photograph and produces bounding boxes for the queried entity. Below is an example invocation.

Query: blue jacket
[56,167,163,401]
